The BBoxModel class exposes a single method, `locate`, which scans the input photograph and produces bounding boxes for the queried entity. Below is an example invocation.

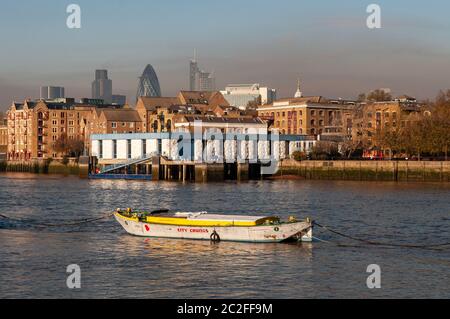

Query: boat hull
[114,213,313,243]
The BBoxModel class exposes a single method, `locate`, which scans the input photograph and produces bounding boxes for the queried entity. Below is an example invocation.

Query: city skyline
[2,1,450,110]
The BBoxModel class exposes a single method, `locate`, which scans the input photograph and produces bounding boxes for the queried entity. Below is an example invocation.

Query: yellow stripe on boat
[144,216,277,227]
[115,212,279,227]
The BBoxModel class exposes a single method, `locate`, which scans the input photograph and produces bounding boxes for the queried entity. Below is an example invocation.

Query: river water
[0,173,449,299]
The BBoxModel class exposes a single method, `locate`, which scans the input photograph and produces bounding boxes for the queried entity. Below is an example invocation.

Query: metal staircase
[99,152,158,174]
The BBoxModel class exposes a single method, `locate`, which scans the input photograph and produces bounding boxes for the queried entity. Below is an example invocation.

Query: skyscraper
[195,71,215,91]
[136,64,162,102]
[92,69,112,104]
[189,58,198,91]
[40,86,65,100]
[189,52,215,91]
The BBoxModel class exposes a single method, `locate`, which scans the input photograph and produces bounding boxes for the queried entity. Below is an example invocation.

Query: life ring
[210,230,221,242]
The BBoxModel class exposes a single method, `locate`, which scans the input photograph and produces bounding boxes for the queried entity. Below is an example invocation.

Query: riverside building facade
[257,96,355,137]
[6,98,126,160]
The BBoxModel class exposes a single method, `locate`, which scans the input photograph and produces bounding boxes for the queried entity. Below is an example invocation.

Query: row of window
[261,110,341,118]
[278,128,322,135]
[111,122,135,128]
[276,119,333,127]
[367,111,398,119]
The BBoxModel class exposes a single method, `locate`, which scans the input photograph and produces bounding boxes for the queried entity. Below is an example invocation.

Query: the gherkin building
[136,64,161,101]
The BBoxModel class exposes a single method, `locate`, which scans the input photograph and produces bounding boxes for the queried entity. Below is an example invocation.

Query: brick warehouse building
[6,98,127,160]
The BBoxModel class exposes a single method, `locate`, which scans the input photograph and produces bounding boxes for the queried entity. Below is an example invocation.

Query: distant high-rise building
[189,52,215,91]
[92,69,112,104]
[189,58,198,91]
[136,64,162,102]
[40,86,65,100]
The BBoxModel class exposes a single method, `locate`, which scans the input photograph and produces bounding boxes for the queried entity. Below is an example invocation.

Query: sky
[1,0,450,110]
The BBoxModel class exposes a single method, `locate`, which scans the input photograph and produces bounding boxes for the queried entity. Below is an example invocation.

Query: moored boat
[114,209,313,243]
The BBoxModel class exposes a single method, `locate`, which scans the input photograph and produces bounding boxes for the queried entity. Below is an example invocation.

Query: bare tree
[367,89,392,102]
[54,134,85,158]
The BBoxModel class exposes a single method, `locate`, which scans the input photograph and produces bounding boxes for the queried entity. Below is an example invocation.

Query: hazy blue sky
[1,0,450,109]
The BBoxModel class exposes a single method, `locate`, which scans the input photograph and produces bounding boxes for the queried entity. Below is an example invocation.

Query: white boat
[114,209,313,243]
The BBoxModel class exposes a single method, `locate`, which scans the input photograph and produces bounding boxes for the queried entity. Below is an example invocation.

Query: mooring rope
[313,221,450,249]
[0,212,114,228]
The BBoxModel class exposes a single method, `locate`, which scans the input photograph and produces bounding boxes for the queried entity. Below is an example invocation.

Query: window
[311,120,316,126]
[99,140,103,158]
[319,110,324,117]
[111,122,117,128]
[143,140,147,155]
[68,120,74,126]
[319,120,324,126]
[127,140,132,159]
[113,140,117,159]
[122,122,126,127]
[130,122,134,128]
[311,110,316,116]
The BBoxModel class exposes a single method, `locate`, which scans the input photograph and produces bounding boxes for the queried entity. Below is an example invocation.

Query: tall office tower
[189,51,215,91]
[189,59,199,91]
[195,71,215,91]
[92,69,113,104]
[136,64,162,102]
[40,86,65,100]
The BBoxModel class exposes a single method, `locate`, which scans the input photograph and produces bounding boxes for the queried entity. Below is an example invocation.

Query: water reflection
[0,174,449,298]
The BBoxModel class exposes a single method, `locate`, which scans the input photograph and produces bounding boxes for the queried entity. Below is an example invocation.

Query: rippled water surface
[0,173,449,298]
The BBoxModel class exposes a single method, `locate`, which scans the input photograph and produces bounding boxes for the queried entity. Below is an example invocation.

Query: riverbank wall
[0,157,89,177]
[275,160,450,182]
[2,157,449,182]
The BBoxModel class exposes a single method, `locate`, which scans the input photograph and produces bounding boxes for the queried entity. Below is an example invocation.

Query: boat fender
[210,230,221,242]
